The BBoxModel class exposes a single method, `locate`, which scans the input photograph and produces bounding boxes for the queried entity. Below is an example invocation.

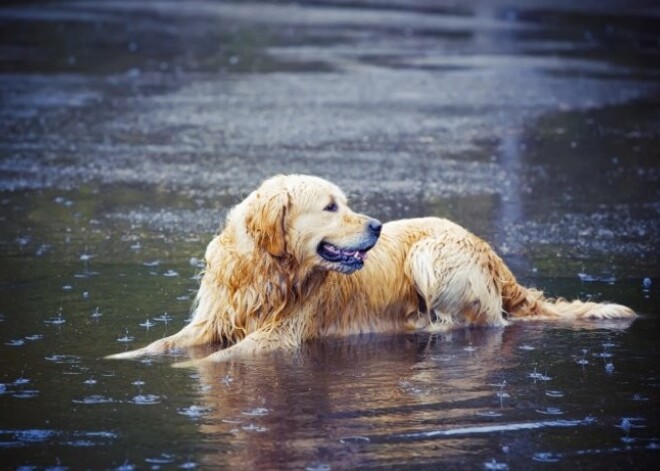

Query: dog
[107,175,635,366]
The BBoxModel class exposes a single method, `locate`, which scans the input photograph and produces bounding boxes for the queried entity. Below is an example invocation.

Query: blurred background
[1,0,658,278]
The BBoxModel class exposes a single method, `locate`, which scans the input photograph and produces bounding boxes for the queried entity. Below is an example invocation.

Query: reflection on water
[187,320,657,470]
[495,128,527,274]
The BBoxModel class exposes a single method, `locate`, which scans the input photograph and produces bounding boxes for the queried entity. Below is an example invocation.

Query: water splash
[72,395,116,404]
[495,380,510,399]
[145,454,175,465]
[44,308,66,325]
[536,407,564,415]
[45,354,81,364]
[484,458,509,470]
[153,312,173,323]
[528,368,551,381]
[139,319,155,329]
[116,329,134,343]
[241,407,270,417]
[339,436,370,444]
[532,452,561,463]
[305,464,331,471]
[241,423,268,432]
[577,273,616,283]
[545,390,564,398]
[177,405,209,419]
[129,394,161,405]
[576,349,589,365]
[477,411,503,418]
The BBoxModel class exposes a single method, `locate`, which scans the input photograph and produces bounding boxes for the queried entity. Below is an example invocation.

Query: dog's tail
[501,280,636,321]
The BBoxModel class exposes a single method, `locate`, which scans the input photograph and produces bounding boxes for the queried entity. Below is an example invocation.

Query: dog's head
[242,175,381,274]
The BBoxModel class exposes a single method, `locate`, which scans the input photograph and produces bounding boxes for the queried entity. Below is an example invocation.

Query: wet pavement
[0,1,659,469]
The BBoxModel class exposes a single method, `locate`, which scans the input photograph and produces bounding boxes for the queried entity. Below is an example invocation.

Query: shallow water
[1,0,659,469]
[0,250,657,469]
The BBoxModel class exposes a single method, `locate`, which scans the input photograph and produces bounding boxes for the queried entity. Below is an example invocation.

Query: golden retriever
[107,175,635,366]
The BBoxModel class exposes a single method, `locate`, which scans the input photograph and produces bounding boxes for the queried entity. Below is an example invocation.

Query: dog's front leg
[105,320,213,360]
[172,328,287,368]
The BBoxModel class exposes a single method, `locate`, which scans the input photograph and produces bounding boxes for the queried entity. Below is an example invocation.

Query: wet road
[0,1,659,469]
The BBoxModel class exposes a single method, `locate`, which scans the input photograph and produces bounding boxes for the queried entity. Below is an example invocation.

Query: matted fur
[107,175,636,366]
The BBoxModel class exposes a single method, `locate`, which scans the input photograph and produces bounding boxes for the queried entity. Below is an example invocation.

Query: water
[1,0,659,469]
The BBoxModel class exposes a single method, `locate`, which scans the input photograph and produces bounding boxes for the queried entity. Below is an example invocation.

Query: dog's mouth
[317,241,375,274]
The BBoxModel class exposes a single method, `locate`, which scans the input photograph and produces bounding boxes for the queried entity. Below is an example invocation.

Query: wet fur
[107,175,636,366]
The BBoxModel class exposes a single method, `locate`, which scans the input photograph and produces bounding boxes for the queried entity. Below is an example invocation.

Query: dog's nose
[368,219,382,236]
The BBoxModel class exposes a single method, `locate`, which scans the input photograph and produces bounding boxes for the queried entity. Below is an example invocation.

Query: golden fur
[107,175,636,366]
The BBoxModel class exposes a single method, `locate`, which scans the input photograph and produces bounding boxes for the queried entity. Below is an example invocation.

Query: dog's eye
[323,202,338,212]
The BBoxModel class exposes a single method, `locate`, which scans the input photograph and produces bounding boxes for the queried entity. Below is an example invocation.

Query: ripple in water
[140,319,155,329]
[241,423,268,432]
[13,429,55,442]
[177,405,209,419]
[339,436,370,444]
[545,390,564,398]
[305,464,331,471]
[130,394,161,405]
[532,452,561,463]
[528,369,552,381]
[241,407,270,417]
[153,313,173,323]
[45,354,81,364]
[631,394,649,402]
[145,454,175,465]
[536,407,564,415]
[116,330,134,343]
[484,458,509,470]
[477,411,504,418]
[72,395,116,404]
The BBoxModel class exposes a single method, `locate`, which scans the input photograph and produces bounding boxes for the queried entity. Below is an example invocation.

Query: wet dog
[107,175,635,366]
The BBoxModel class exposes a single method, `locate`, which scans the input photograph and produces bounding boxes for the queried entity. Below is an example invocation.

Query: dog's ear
[245,187,290,257]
